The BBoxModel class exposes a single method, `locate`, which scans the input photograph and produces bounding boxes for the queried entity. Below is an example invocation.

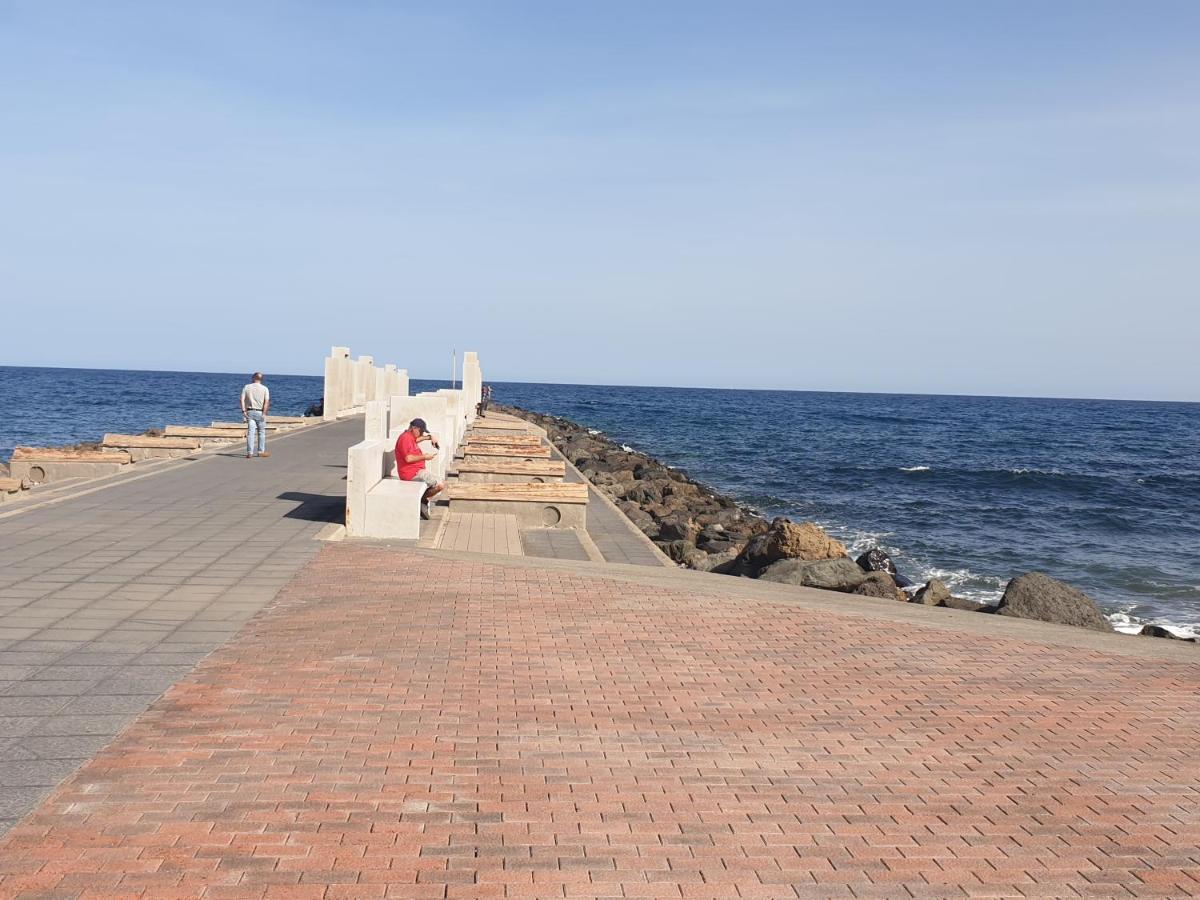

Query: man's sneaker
[246,453,254,459]
[259,452,270,458]
[420,502,431,520]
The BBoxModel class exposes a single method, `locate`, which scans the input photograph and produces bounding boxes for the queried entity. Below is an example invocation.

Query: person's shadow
[277,491,343,523]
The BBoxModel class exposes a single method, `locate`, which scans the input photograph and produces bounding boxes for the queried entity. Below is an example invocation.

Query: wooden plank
[448,482,588,504]
[211,421,283,430]
[463,445,551,459]
[10,447,132,464]
[0,477,23,493]
[467,434,543,446]
[468,421,531,431]
[164,426,243,438]
[456,459,565,476]
[103,434,201,450]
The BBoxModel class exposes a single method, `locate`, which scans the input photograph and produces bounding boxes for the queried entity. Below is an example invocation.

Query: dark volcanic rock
[995,572,1114,632]
[1138,624,1196,642]
[913,579,951,606]
[852,570,903,600]
[855,548,913,588]
[758,557,867,592]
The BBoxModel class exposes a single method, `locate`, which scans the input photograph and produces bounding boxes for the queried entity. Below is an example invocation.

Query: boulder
[658,515,699,543]
[758,557,867,592]
[855,547,914,588]
[995,573,1114,632]
[1138,625,1196,642]
[726,518,848,577]
[913,579,951,606]
[852,571,903,600]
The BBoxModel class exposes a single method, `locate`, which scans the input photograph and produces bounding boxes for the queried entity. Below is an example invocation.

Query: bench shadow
[278,491,344,524]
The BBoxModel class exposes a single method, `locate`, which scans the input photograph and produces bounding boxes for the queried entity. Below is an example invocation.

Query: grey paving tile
[0,758,84,786]
[0,785,53,818]
[0,696,71,716]
[30,714,137,737]
[0,720,39,739]
[3,681,95,697]
[17,735,113,760]
[60,694,158,715]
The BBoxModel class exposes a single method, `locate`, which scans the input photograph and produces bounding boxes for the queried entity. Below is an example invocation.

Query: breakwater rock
[499,406,1189,642]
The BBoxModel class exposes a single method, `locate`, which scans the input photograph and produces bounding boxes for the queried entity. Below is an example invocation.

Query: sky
[1,1,1198,400]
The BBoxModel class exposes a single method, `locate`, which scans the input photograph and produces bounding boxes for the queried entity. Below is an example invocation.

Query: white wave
[587,428,602,435]
[620,444,636,453]
[1007,467,1064,476]
[1107,609,1200,638]
[900,465,931,472]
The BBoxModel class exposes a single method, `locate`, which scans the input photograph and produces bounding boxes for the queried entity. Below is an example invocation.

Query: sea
[3,365,1198,637]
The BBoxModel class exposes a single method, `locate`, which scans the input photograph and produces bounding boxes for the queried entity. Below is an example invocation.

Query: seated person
[395,417,445,519]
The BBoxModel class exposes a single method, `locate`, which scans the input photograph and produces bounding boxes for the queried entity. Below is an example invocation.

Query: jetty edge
[502,404,1198,644]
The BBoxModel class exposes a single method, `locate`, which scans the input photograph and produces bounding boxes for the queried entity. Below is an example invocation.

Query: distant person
[478,383,492,417]
[240,372,271,459]
[395,417,444,519]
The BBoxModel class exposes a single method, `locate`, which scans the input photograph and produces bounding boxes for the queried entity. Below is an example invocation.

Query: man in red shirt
[395,418,444,520]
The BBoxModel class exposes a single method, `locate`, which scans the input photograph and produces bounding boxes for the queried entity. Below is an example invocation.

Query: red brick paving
[0,544,1197,899]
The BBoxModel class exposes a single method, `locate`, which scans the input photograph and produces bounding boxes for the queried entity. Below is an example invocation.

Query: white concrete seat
[347,439,430,539]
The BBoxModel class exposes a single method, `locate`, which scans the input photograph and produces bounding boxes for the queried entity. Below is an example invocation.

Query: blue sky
[2,1,1198,399]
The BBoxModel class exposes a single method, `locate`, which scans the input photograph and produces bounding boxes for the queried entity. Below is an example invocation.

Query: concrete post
[364,400,389,442]
[323,346,351,421]
[394,394,453,479]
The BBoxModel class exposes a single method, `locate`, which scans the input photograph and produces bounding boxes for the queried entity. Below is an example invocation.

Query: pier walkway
[0,418,359,832]
[0,417,1197,897]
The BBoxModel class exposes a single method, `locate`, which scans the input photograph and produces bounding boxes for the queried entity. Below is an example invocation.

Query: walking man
[395,418,445,519]
[240,372,271,459]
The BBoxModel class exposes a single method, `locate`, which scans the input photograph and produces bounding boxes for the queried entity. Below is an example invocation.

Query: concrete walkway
[0,418,359,833]
[0,543,1196,898]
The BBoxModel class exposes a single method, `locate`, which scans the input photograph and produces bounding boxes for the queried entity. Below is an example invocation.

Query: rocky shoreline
[501,404,1197,644]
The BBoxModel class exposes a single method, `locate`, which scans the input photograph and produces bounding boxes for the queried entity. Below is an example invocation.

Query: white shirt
[241,382,270,411]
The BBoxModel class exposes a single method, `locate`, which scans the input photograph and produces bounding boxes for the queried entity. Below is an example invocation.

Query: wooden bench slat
[468,421,532,431]
[0,477,23,492]
[468,436,544,448]
[103,434,201,450]
[456,460,565,476]
[464,446,551,458]
[448,482,588,504]
[10,447,132,463]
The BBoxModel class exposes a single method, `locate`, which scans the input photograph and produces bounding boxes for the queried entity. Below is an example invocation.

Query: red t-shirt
[395,431,425,480]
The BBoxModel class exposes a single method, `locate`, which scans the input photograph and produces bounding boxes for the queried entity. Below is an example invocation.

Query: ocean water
[3,366,1198,636]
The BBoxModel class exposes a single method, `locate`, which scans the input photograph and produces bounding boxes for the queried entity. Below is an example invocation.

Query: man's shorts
[405,470,440,488]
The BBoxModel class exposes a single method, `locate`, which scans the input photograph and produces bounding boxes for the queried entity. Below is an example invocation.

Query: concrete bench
[0,477,27,502]
[455,459,565,484]
[464,445,552,459]
[8,447,132,483]
[346,439,428,539]
[103,434,201,461]
[448,481,587,529]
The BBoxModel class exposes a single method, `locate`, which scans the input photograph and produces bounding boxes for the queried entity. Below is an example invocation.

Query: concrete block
[449,497,586,530]
[364,479,426,540]
[9,459,128,484]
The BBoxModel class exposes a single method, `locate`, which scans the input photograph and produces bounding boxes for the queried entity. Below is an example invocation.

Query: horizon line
[3,362,1196,407]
